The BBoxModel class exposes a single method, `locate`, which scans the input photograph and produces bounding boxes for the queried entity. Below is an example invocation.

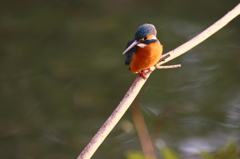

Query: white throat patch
[151,35,157,39]
[137,43,147,48]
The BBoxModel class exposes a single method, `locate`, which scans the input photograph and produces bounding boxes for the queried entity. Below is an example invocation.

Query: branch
[77,3,240,159]
[130,101,156,159]
[155,3,240,67]
[156,64,181,69]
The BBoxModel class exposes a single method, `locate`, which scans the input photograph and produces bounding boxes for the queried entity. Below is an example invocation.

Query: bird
[122,23,163,78]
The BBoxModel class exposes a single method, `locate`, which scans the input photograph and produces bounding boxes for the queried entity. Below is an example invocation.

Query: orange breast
[130,41,163,73]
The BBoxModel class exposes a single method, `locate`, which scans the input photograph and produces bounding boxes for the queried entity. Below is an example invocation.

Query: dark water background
[1,0,240,158]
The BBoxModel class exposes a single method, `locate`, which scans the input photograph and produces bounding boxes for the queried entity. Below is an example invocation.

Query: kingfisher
[122,23,163,78]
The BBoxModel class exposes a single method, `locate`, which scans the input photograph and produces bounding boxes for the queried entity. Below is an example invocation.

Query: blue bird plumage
[122,23,163,78]
[124,24,158,66]
[125,39,136,65]
[134,24,157,40]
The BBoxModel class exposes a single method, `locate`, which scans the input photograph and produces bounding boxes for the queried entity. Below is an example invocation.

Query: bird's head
[122,24,157,54]
[134,24,157,41]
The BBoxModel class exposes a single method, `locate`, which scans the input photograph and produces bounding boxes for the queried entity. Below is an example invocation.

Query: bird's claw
[138,71,147,79]
[138,68,152,79]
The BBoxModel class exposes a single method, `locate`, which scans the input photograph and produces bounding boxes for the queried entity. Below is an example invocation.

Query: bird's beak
[122,40,139,54]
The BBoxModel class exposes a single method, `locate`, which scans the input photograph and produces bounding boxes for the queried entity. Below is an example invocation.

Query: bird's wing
[125,39,137,65]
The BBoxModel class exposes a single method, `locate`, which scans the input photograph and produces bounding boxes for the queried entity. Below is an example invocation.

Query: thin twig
[77,4,240,159]
[156,64,181,69]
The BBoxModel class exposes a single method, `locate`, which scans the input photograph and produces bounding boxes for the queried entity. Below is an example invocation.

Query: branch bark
[77,3,240,159]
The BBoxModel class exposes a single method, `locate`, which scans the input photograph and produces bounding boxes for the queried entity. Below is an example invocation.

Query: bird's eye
[138,37,148,42]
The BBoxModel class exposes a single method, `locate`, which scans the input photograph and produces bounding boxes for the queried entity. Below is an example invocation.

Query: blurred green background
[1,0,240,158]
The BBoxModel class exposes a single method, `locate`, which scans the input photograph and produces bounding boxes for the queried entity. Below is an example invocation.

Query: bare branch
[156,64,181,69]
[155,3,240,67]
[77,4,240,159]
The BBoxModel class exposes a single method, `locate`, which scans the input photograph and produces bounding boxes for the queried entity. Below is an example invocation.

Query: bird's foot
[138,68,152,79]
[138,71,147,79]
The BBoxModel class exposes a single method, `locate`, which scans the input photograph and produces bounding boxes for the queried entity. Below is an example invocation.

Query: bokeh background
[1,0,240,158]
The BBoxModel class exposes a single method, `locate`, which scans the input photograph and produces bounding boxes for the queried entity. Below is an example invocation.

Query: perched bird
[122,23,163,78]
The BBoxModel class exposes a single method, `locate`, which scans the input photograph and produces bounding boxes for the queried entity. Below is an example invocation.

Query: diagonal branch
[77,3,240,159]
[156,64,181,69]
